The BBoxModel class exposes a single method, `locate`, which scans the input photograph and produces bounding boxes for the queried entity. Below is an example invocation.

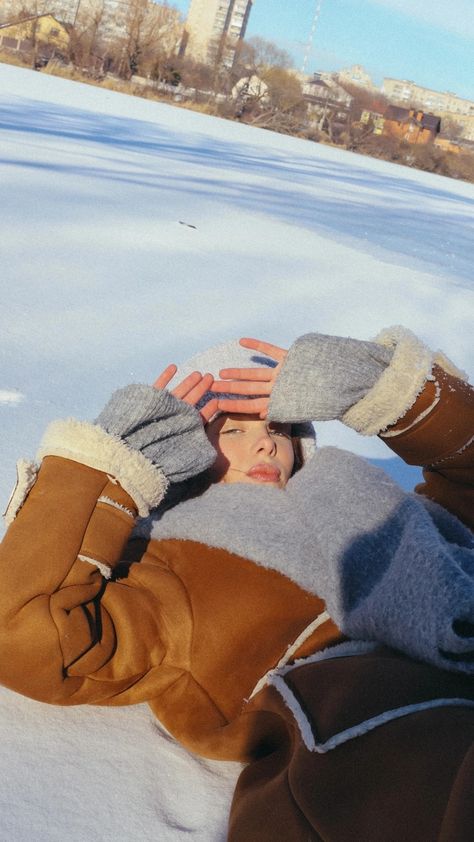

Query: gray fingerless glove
[269,333,394,423]
[96,385,216,483]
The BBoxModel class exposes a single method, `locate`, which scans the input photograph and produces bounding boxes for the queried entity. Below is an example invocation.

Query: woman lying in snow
[0,326,473,841]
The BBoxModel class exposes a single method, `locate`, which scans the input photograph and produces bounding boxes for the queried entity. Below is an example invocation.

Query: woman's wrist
[268,332,393,425]
[96,385,216,483]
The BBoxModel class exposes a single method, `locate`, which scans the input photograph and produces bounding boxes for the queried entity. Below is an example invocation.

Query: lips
[246,463,281,483]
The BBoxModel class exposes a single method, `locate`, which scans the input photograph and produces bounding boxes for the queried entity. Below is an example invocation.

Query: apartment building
[337,64,375,90]
[183,0,252,66]
[383,78,474,118]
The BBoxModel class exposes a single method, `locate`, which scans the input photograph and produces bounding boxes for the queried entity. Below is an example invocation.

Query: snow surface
[0,63,473,840]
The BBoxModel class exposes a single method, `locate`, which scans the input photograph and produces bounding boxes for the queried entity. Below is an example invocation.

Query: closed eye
[269,427,291,439]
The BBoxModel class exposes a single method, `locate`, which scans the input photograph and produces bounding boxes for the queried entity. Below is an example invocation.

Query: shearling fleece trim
[432,351,468,382]
[270,675,316,751]
[248,611,331,700]
[78,554,113,580]
[427,433,474,467]
[343,327,469,436]
[3,459,39,527]
[98,495,136,519]
[37,419,168,517]
[270,674,474,753]
[277,639,379,675]
[269,639,473,752]
[342,326,435,435]
[380,380,441,438]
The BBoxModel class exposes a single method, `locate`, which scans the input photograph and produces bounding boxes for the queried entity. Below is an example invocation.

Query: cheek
[207,436,244,481]
[280,441,295,476]
[217,438,244,470]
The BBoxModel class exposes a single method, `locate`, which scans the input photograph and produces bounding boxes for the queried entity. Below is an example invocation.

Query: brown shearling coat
[0,365,473,840]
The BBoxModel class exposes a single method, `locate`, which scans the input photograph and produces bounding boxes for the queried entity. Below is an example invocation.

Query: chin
[232,476,286,489]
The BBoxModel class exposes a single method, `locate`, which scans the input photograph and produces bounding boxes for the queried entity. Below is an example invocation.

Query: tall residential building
[183,0,253,67]
[383,78,474,118]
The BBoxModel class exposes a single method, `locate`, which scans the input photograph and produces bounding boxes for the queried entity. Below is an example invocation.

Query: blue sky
[173,0,474,101]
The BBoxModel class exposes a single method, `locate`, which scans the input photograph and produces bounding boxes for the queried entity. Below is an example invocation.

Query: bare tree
[139,2,182,80]
[337,81,389,123]
[114,0,180,79]
[439,117,464,141]
[231,36,304,132]
[69,0,106,74]
[236,35,293,74]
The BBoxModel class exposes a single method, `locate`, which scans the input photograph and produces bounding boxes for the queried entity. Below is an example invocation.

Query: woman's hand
[212,338,288,419]
[153,365,218,423]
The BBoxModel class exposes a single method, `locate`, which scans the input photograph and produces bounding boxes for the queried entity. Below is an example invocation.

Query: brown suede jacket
[0,364,472,763]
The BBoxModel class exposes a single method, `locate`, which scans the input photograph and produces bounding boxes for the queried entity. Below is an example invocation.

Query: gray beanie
[169,340,316,464]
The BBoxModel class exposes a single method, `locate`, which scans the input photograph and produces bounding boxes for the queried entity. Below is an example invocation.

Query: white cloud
[0,390,25,406]
[368,0,474,40]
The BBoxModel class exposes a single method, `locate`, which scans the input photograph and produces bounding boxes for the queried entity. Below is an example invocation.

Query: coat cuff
[37,419,168,516]
[342,326,468,436]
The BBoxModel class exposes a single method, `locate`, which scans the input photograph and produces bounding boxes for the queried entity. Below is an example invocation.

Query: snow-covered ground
[0,63,473,841]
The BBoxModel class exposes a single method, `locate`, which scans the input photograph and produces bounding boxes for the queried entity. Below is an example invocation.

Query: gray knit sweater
[139,445,474,675]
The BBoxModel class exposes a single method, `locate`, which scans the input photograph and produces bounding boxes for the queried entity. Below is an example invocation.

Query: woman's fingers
[212,379,271,395]
[217,340,287,398]
[218,367,275,381]
[216,397,269,417]
[152,364,177,390]
[178,373,214,406]
[200,398,219,424]
[171,371,203,400]
[239,338,288,362]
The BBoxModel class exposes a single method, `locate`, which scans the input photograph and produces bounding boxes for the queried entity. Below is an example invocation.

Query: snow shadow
[1,98,473,285]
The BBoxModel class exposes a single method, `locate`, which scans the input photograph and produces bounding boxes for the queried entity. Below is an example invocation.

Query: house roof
[385,104,441,130]
[306,78,330,91]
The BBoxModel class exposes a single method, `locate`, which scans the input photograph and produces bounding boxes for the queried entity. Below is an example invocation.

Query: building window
[2,36,19,49]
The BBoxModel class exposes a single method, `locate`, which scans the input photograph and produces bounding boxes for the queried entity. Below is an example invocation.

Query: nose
[255,427,276,456]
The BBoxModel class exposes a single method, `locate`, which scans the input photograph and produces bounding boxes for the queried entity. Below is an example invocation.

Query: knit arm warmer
[268,333,393,425]
[269,327,467,437]
[96,385,216,483]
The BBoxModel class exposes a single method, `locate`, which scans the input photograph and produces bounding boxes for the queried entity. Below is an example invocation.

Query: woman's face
[206,413,295,489]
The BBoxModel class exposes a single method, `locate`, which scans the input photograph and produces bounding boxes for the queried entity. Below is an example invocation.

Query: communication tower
[301,0,324,76]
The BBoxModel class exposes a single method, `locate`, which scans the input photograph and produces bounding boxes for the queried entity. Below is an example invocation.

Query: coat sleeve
[0,420,180,706]
[334,325,472,530]
[378,365,473,530]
